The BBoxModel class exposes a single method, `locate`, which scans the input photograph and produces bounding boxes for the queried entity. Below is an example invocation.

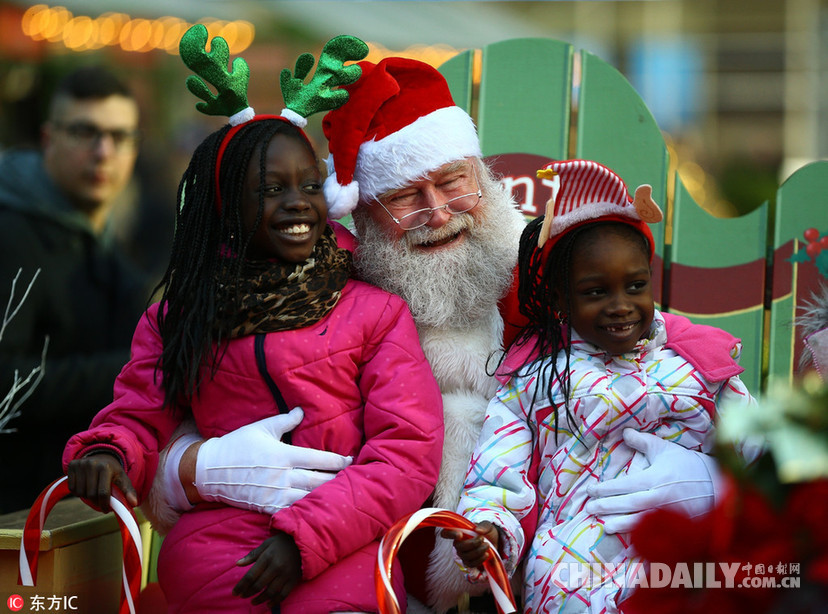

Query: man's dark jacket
[0,149,151,513]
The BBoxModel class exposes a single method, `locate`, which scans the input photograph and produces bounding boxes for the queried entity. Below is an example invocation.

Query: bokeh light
[19,4,255,55]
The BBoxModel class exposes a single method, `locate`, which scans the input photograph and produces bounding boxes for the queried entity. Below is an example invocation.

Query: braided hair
[504,216,650,440]
[151,119,317,411]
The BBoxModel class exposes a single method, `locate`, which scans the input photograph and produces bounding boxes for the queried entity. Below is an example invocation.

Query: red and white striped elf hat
[536,159,663,259]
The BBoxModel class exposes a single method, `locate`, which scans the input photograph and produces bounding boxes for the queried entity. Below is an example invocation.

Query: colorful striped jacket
[457,310,755,613]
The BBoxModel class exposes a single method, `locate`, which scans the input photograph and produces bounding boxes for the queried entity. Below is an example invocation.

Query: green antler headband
[178,25,368,214]
[179,24,368,127]
[279,35,368,126]
[179,24,251,123]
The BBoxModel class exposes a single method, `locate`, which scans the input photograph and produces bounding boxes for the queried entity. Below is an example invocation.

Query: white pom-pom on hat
[324,172,360,219]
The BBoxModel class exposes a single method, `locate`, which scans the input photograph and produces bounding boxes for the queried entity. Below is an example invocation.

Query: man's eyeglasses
[54,121,140,152]
[374,164,482,231]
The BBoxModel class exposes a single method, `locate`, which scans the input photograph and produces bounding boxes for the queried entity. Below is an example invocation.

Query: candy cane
[18,477,144,614]
[375,507,517,614]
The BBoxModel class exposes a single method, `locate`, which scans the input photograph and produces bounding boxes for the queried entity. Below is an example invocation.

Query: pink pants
[157,505,406,613]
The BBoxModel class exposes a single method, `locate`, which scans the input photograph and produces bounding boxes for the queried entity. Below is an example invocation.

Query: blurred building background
[0,0,825,247]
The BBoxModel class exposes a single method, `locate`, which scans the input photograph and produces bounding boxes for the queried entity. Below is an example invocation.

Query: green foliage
[718,374,828,487]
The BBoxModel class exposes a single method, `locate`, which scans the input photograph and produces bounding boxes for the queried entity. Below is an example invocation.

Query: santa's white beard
[352,175,525,330]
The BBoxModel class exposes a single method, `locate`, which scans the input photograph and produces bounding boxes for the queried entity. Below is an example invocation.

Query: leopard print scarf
[217,225,352,338]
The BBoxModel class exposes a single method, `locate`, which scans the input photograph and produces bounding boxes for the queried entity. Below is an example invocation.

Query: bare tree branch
[0,268,46,433]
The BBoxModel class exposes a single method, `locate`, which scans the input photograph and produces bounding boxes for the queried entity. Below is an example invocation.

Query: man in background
[0,65,150,513]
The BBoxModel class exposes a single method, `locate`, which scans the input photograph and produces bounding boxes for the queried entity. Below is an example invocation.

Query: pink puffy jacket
[63,278,443,613]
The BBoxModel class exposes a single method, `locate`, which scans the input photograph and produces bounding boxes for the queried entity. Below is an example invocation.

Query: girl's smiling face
[565,225,654,355]
[242,133,327,263]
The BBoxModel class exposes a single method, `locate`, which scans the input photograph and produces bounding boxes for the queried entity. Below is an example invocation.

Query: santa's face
[352,159,525,329]
[360,158,487,253]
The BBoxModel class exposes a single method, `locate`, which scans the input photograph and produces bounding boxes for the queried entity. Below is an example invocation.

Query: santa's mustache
[352,175,524,330]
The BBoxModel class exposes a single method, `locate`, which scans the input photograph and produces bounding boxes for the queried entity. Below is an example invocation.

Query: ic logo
[6,594,24,611]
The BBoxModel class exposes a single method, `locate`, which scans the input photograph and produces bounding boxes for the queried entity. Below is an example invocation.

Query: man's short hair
[48,65,134,119]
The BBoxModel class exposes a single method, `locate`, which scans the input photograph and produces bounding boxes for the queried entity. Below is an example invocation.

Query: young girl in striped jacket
[441,159,759,613]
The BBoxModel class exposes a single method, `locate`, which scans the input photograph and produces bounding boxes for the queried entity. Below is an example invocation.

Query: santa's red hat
[321,57,482,219]
[536,159,663,260]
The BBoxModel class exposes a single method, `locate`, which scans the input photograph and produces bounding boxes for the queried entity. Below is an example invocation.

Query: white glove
[163,431,202,512]
[194,407,352,515]
[584,429,723,534]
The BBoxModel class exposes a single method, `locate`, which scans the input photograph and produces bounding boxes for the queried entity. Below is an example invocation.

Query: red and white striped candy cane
[18,476,144,614]
[375,507,516,614]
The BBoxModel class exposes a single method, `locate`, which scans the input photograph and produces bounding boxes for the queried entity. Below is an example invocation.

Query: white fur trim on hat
[324,171,360,219]
[354,106,481,201]
[548,200,641,238]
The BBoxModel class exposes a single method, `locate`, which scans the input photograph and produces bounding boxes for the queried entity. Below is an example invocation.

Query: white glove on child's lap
[193,407,352,515]
[585,429,723,534]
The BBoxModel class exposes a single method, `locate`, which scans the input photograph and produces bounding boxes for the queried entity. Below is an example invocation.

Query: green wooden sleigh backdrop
[439,37,828,395]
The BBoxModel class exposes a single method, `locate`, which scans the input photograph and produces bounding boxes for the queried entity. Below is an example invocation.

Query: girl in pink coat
[62,29,442,614]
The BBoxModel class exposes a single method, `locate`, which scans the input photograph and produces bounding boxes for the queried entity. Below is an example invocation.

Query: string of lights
[19,4,255,55]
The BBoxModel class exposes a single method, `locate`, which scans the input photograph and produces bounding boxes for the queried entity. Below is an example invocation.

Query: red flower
[728,487,796,573]
[622,481,799,614]
[785,478,828,583]
[628,507,713,566]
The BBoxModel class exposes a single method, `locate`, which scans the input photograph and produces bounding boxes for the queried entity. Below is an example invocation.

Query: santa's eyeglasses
[373,164,481,231]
